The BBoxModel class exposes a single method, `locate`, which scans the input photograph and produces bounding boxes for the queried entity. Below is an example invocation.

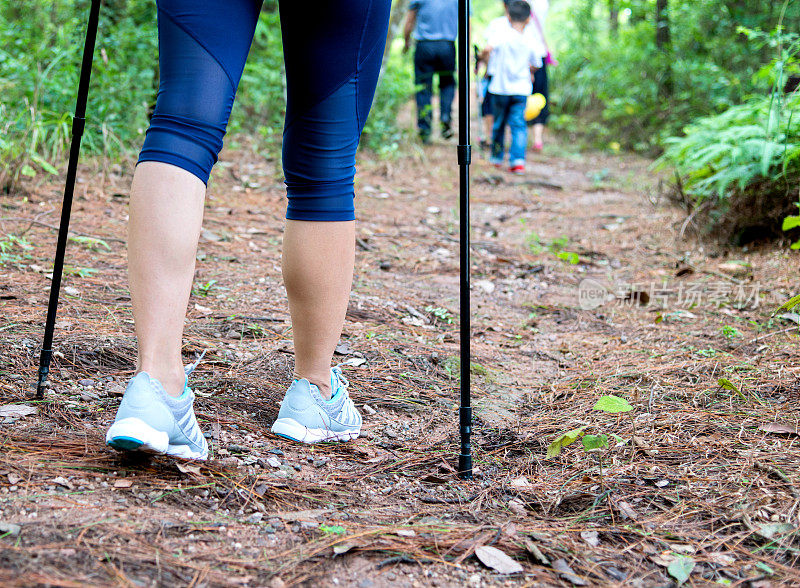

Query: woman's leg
[107,0,261,459]
[533,123,545,148]
[282,220,354,398]
[129,162,205,397]
[270,0,390,442]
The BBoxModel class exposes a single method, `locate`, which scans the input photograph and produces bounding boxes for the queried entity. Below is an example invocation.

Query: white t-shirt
[487,25,541,96]
[483,16,509,78]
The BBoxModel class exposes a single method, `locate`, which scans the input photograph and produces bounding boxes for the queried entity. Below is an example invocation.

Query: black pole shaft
[36,0,102,399]
[457,0,472,480]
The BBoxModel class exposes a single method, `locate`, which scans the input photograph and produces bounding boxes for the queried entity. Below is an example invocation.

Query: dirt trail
[0,136,799,587]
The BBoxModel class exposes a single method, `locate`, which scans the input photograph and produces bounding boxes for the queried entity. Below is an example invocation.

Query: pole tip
[458,453,473,480]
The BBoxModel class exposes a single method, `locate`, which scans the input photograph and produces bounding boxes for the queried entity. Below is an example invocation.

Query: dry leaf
[332,543,354,555]
[759,423,799,435]
[114,479,133,488]
[474,545,523,574]
[0,404,37,418]
[509,476,530,488]
[524,539,549,565]
[614,499,638,520]
[707,552,735,566]
[176,462,203,476]
[507,498,527,516]
[580,530,600,547]
[553,558,587,586]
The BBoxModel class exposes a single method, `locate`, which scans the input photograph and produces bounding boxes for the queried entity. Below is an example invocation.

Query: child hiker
[482,0,541,174]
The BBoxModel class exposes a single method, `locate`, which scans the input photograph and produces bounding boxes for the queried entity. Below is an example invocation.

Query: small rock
[7,473,22,485]
[475,280,496,294]
[246,512,264,524]
[266,457,281,468]
[78,378,94,387]
[426,206,441,214]
[268,577,286,588]
[227,444,250,453]
[267,449,284,456]
[507,499,526,516]
[0,522,21,537]
[312,458,329,468]
[64,287,81,297]
[200,229,222,242]
[106,382,125,397]
[334,341,353,355]
[53,476,73,489]
[80,390,101,401]
[362,404,377,415]
[379,260,392,271]
[384,428,398,439]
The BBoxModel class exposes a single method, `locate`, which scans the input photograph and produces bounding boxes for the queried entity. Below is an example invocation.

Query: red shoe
[509,164,525,174]
[532,142,544,152]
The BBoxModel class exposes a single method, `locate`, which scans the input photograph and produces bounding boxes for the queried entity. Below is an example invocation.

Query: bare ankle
[294,371,332,400]
[138,363,185,398]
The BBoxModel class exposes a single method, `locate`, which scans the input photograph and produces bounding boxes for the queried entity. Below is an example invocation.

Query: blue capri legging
[137,0,391,221]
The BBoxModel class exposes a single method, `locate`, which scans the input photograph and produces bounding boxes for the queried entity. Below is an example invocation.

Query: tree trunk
[608,0,619,37]
[383,0,412,66]
[655,0,673,97]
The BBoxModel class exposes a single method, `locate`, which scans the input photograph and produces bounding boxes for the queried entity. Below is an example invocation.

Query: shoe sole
[271,418,359,444]
[106,417,208,460]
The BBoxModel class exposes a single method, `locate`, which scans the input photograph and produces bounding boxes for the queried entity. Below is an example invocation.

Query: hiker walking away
[105,0,391,460]
[403,0,458,143]
[482,0,541,174]
[526,0,554,151]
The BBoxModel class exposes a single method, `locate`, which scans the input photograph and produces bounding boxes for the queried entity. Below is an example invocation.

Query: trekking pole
[457,0,473,480]
[36,0,102,400]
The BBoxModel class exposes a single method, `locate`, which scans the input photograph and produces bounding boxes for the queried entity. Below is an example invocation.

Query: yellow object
[524,93,546,121]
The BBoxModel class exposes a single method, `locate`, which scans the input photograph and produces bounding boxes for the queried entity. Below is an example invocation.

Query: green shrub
[657,31,800,244]
[0,2,411,188]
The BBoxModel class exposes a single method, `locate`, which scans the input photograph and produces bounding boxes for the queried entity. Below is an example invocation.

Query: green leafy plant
[0,234,33,266]
[783,205,800,249]
[546,395,636,477]
[69,235,110,251]
[526,233,580,265]
[193,279,217,297]
[721,325,742,340]
[424,305,453,324]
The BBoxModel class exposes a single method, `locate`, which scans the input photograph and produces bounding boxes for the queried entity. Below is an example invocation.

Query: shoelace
[331,367,359,425]
[331,366,349,393]
[184,350,207,376]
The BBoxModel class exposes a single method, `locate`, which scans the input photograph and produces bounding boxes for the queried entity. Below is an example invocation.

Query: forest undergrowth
[0,135,798,586]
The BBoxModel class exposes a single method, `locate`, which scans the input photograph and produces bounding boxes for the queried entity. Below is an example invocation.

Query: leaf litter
[0,140,798,585]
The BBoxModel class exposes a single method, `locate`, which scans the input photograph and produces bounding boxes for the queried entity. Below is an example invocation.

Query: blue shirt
[411,0,458,41]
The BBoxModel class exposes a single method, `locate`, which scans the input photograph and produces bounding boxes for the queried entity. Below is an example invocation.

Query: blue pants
[413,39,456,138]
[138,0,391,221]
[491,94,527,166]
